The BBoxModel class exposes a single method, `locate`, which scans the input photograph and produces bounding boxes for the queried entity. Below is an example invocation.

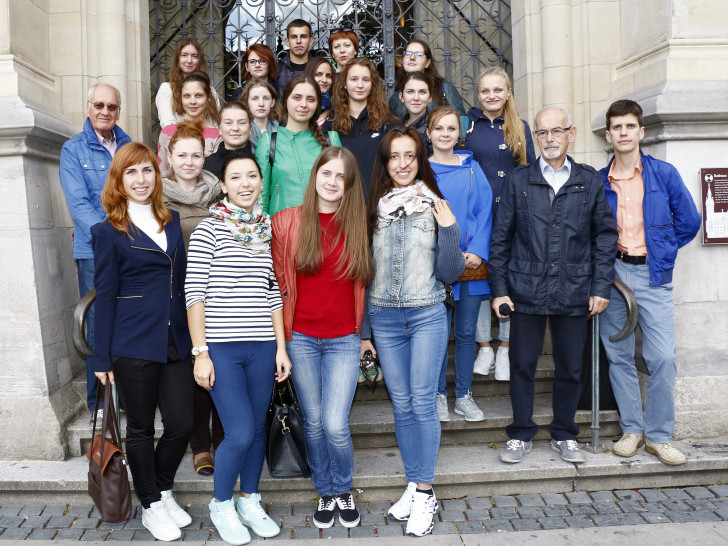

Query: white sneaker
[494,346,510,381]
[473,347,495,376]
[160,489,192,528]
[405,489,439,537]
[388,482,416,521]
[142,500,182,541]
[209,498,251,545]
[436,393,450,422]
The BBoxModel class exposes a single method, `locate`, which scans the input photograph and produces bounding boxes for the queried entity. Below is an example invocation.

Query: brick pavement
[0,485,726,540]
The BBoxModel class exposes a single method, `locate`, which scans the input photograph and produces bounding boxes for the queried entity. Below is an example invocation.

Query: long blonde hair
[478,67,528,166]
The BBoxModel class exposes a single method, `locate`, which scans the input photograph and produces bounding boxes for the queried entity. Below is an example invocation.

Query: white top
[155,81,222,128]
[539,156,572,195]
[127,201,168,250]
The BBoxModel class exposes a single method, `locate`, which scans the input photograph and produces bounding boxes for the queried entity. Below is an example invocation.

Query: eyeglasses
[88,101,119,113]
[534,126,572,139]
[403,51,426,58]
[247,58,267,66]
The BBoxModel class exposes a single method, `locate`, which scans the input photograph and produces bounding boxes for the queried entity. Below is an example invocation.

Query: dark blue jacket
[91,211,191,372]
[489,158,618,316]
[463,108,536,221]
[600,153,701,286]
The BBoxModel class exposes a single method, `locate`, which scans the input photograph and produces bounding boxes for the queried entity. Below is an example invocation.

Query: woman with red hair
[232,44,279,100]
[92,143,193,541]
[328,29,359,71]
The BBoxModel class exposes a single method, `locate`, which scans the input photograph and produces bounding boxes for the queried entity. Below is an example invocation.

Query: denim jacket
[369,208,464,307]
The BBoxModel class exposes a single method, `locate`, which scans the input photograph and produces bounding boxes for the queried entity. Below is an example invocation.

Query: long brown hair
[169,38,210,98]
[295,147,373,285]
[172,72,219,121]
[240,78,283,123]
[282,75,329,148]
[477,67,528,165]
[102,143,172,237]
[241,44,278,81]
[367,125,443,238]
[394,38,445,106]
[332,57,393,135]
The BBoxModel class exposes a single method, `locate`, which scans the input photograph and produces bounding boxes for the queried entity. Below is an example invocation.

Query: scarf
[162,170,221,207]
[321,90,332,112]
[377,181,439,225]
[209,198,272,252]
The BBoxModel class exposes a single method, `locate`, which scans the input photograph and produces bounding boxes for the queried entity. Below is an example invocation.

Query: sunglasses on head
[88,101,119,113]
[331,27,353,34]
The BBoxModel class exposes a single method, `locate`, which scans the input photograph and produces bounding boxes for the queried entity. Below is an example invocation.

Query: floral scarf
[377,181,439,226]
[209,198,272,252]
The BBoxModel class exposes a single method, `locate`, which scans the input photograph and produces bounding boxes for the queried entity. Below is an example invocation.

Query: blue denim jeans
[287,331,360,496]
[438,282,484,398]
[368,303,448,484]
[208,340,276,501]
[600,259,677,443]
[77,258,98,411]
[475,299,510,343]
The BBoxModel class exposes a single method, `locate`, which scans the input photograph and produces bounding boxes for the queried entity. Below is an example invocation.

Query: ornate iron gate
[150,0,510,124]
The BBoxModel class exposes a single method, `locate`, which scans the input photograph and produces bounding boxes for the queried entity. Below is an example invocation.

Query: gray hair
[534,107,572,129]
[87,84,122,108]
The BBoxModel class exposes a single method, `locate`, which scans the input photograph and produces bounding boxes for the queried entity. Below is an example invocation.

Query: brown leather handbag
[455,168,488,283]
[87,381,132,523]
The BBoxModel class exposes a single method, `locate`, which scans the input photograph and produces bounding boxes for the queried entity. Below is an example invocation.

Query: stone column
[0,0,150,459]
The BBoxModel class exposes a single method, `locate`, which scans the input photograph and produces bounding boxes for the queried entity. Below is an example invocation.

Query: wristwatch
[191,345,209,356]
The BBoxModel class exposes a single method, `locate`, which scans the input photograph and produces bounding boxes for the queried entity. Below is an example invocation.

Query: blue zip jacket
[431,150,493,299]
[59,118,132,258]
[464,107,536,221]
[600,153,701,286]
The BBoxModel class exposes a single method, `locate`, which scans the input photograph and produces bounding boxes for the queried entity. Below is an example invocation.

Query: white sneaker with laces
[436,393,450,422]
[388,482,416,521]
[142,499,182,541]
[209,498,251,545]
[454,391,485,422]
[473,347,495,375]
[160,489,192,528]
[494,346,510,380]
[236,493,280,537]
[405,489,438,537]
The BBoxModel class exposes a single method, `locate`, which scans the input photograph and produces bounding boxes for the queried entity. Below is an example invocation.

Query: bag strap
[92,381,124,464]
[268,130,278,167]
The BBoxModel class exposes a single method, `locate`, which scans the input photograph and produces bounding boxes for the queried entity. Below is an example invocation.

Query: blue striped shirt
[185,218,282,342]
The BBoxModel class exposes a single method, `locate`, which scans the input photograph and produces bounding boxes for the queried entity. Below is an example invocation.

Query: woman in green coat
[256,75,341,216]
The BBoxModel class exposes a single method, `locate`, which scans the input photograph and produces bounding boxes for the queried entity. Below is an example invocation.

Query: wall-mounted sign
[701,168,728,245]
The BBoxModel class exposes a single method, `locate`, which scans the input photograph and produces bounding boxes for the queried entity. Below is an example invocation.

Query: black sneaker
[313,495,336,529]
[335,492,360,528]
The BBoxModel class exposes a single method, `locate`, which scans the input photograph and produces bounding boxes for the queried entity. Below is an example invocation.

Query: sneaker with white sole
[499,439,532,464]
[551,439,586,463]
[236,493,280,538]
[388,482,416,521]
[335,492,360,528]
[494,346,510,380]
[142,499,182,542]
[405,489,438,537]
[209,498,251,545]
[613,433,644,457]
[160,489,192,528]
[473,347,495,376]
[644,439,687,466]
[436,393,450,422]
[313,495,336,529]
[454,391,485,422]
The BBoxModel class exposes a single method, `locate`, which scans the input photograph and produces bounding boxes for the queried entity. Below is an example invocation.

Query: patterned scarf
[209,198,272,252]
[377,181,439,225]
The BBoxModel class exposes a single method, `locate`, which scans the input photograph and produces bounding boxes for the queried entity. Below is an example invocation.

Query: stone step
[2,439,726,505]
[66,391,620,457]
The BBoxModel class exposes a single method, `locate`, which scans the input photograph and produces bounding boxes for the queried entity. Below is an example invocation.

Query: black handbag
[265,378,310,479]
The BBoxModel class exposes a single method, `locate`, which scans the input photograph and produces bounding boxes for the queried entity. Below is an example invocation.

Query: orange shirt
[608,159,647,256]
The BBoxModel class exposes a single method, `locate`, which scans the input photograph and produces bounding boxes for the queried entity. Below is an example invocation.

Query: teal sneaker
[236,493,280,538]
[209,498,250,545]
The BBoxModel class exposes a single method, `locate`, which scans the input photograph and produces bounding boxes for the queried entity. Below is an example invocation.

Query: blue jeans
[600,260,677,443]
[77,258,98,411]
[475,299,510,343]
[438,282,483,398]
[208,340,276,501]
[368,303,448,484]
[287,331,360,496]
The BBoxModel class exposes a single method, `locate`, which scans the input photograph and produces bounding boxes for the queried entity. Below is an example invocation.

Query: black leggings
[112,331,194,508]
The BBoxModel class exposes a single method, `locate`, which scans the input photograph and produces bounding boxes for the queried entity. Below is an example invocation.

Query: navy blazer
[91,210,191,372]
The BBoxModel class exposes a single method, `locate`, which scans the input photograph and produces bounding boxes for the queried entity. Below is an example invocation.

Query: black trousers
[112,330,194,508]
[189,385,224,455]
[506,312,587,442]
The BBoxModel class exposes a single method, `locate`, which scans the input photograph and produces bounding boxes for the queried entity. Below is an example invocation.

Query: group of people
[58,19,701,544]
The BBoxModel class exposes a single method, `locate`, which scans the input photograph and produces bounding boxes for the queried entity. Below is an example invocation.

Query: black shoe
[313,495,336,529]
[335,492,360,528]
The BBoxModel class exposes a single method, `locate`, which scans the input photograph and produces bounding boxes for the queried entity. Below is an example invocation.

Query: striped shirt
[185,217,282,342]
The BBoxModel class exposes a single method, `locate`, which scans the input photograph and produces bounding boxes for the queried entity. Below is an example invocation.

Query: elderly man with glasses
[488,107,618,465]
[59,83,131,421]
